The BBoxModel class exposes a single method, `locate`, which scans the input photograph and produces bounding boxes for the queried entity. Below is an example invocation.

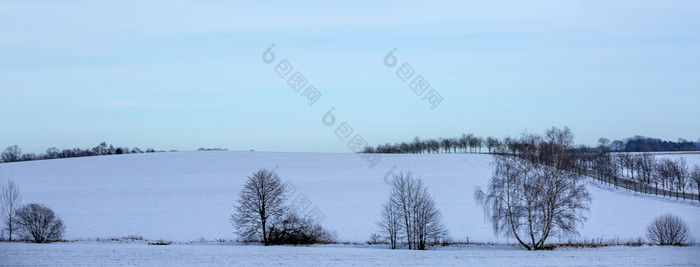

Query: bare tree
[1,178,22,241]
[390,173,415,249]
[592,138,616,183]
[468,135,480,153]
[45,147,60,159]
[671,158,689,199]
[474,137,484,153]
[475,127,591,250]
[413,185,445,249]
[377,201,402,249]
[428,139,440,154]
[691,165,700,201]
[389,172,445,250]
[615,154,628,178]
[656,158,689,197]
[15,203,65,243]
[232,169,287,245]
[636,153,656,193]
[459,134,468,153]
[412,136,424,154]
[655,159,670,190]
[611,140,626,152]
[486,137,500,154]
[1,146,22,163]
[618,153,634,179]
[646,213,692,246]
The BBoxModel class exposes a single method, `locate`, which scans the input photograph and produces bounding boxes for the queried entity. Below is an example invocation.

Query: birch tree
[475,127,591,250]
[1,178,22,241]
[388,172,445,250]
[377,201,402,249]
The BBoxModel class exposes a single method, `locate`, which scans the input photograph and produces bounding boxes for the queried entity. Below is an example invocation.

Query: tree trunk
[261,215,268,246]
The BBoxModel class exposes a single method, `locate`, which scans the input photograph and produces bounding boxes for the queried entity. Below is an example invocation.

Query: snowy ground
[1,151,700,265]
[2,242,699,266]
[0,151,699,244]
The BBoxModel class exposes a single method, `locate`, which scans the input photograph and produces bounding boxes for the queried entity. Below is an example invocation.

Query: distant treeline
[0,143,235,163]
[362,134,700,154]
[0,142,165,163]
[611,136,699,152]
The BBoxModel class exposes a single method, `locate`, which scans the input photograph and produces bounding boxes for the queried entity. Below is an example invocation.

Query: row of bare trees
[364,135,699,155]
[363,135,502,154]
[377,173,446,250]
[586,148,700,200]
[1,143,161,163]
[477,133,700,201]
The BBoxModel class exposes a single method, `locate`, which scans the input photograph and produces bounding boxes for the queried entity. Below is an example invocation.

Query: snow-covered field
[2,242,699,266]
[0,151,698,243]
[1,151,699,265]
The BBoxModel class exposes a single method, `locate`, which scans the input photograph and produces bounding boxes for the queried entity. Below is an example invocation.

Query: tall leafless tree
[691,165,700,201]
[377,201,402,249]
[474,137,484,153]
[459,134,468,153]
[1,178,22,241]
[671,158,689,199]
[412,136,424,154]
[486,137,499,154]
[637,153,657,193]
[232,169,287,245]
[388,172,445,250]
[475,127,591,250]
[468,135,480,153]
[618,153,634,179]
[615,154,628,178]
[656,158,676,193]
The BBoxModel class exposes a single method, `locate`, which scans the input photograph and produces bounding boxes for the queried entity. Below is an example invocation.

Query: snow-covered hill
[1,151,698,243]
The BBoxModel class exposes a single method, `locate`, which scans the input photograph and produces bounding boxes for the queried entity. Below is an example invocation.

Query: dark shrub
[15,203,65,243]
[646,213,692,246]
[268,212,334,245]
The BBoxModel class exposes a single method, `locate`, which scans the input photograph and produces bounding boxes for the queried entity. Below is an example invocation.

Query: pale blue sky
[1,0,699,153]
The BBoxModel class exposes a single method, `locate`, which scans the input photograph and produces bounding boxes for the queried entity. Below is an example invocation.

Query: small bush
[267,212,335,245]
[148,240,173,245]
[542,244,557,250]
[438,236,453,246]
[646,213,692,246]
[557,237,645,248]
[367,233,386,245]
